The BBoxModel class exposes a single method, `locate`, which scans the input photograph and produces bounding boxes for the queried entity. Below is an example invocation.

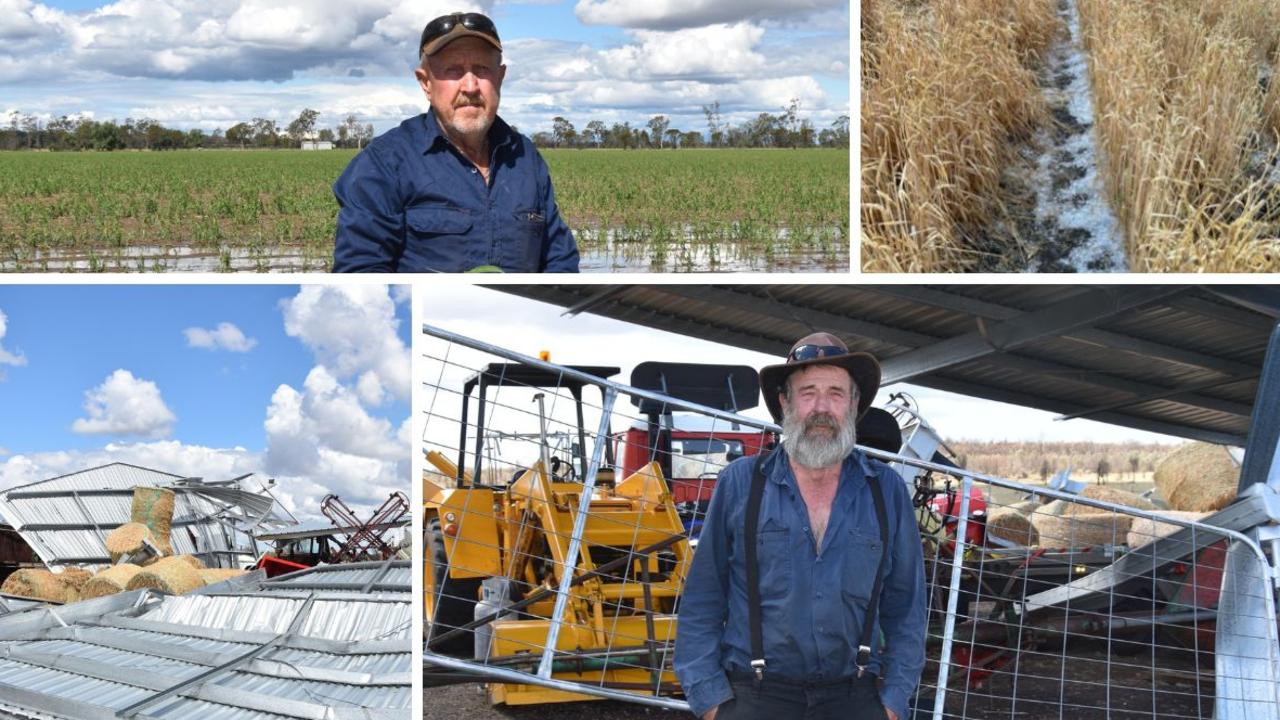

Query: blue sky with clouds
[0,284,411,518]
[2,0,849,136]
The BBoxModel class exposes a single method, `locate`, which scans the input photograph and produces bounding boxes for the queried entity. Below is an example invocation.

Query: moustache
[803,413,840,431]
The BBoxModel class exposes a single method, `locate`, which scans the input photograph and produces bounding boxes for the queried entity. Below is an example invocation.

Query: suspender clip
[856,644,872,678]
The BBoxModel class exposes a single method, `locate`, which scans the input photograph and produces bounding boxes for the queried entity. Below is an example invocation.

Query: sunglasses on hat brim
[420,13,501,57]
[788,344,848,363]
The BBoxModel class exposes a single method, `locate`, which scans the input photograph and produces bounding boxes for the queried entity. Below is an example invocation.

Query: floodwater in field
[0,245,322,273]
[0,226,846,273]
[1003,0,1127,273]
[577,226,847,273]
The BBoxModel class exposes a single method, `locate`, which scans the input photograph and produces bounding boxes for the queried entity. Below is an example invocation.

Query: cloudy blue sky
[0,284,411,519]
[1,0,849,136]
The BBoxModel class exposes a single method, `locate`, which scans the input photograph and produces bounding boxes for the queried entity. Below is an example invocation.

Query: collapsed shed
[0,463,292,570]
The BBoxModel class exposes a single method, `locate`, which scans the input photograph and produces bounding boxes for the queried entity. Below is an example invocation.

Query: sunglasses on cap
[789,344,847,363]
[420,12,501,56]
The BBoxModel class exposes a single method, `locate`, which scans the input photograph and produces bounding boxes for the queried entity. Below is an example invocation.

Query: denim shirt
[674,449,927,719]
[331,109,580,273]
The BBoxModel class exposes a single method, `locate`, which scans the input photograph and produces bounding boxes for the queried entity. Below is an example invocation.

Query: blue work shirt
[332,109,580,273]
[675,449,927,719]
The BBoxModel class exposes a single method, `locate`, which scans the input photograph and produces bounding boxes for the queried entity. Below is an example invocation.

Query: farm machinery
[422,324,1280,717]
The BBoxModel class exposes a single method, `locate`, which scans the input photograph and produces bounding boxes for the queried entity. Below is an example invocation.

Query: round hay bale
[105,522,159,562]
[56,567,93,593]
[1032,511,1133,548]
[1153,443,1238,512]
[1079,485,1157,511]
[126,557,203,595]
[130,486,176,549]
[1,569,77,603]
[986,508,1039,546]
[199,569,246,586]
[172,555,205,570]
[81,564,143,600]
[1126,511,1212,549]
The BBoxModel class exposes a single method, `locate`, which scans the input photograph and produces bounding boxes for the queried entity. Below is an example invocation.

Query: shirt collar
[421,107,517,155]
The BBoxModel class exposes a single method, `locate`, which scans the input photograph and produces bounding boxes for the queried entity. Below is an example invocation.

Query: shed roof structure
[0,463,291,569]
[495,284,1280,446]
[0,560,410,720]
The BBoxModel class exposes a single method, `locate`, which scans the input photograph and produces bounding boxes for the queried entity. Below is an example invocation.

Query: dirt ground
[424,684,684,719]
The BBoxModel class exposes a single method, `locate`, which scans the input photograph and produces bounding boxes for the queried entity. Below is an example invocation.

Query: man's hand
[884,708,898,720]
[701,707,718,720]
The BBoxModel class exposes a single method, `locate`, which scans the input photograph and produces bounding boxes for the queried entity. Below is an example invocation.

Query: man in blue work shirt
[332,12,580,273]
[675,332,927,720]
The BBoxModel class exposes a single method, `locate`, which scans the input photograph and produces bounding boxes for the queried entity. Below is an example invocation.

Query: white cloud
[71,369,177,439]
[184,321,258,353]
[0,308,27,370]
[262,367,409,514]
[281,284,410,404]
[575,0,844,30]
[598,23,766,80]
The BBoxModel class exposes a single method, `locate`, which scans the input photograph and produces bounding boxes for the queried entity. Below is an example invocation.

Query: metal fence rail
[421,324,1280,719]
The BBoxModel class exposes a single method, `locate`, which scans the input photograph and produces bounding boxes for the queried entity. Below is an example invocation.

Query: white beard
[781,403,858,470]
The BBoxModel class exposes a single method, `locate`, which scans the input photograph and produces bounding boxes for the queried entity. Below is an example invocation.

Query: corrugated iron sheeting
[0,563,410,720]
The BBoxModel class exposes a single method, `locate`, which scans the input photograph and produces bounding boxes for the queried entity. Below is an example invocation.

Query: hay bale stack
[986,508,1038,546]
[125,557,203,595]
[130,486,176,554]
[199,569,247,586]
[1032,509,1133,547]
[1009,499,1043,516]
[105,522,160,563]
[1,569,78,603]
[81,564,143,600]
[1153,443,1238,512]
[1127,511,1212,549]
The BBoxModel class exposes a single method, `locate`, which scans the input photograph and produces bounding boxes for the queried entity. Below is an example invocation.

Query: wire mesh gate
[421,324,1280,718]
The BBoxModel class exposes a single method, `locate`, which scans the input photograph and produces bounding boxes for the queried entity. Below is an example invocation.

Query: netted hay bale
[199,569,247,586]
[986,508,1039,546]
[130,486,176,552]
[1032,510,1133,547]
[125,557,203,595]
[1153,443,1238,512]
[105,522,160,562]
[1,569,77,603]
[81,564,143,600]
[1127,511,1212,549]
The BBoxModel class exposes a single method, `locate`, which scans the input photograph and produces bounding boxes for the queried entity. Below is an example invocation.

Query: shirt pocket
[405,204,475,268]
[840,528,884,604]
[503,209,546,271]
[757,526,793,600]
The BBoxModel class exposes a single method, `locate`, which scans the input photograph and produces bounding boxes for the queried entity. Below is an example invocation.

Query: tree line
[532,101,849,149]
[0,109,374,152]
[1,99,849,152]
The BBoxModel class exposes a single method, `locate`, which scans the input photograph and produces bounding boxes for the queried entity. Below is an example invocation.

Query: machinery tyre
[426,516,481,657]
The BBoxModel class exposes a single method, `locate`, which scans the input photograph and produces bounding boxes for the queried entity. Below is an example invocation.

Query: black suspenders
[746,450,890,683]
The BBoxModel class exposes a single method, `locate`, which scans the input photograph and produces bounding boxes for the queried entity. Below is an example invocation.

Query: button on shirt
[332,109,580,273]
[674,449,927,720]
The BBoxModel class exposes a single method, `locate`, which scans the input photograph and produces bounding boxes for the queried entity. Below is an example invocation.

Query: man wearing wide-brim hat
[675,332,927,720]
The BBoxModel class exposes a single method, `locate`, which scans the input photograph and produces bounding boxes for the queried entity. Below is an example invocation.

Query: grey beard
[782,406,858,469]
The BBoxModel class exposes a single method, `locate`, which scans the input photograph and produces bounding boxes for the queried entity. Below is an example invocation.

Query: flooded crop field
[0,147,848,273]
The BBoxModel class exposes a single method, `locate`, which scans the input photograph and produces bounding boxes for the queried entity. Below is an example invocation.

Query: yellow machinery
[425,454,691,704]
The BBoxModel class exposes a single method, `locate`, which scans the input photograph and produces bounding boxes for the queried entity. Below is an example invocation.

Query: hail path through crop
[1011,0,1127,272]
